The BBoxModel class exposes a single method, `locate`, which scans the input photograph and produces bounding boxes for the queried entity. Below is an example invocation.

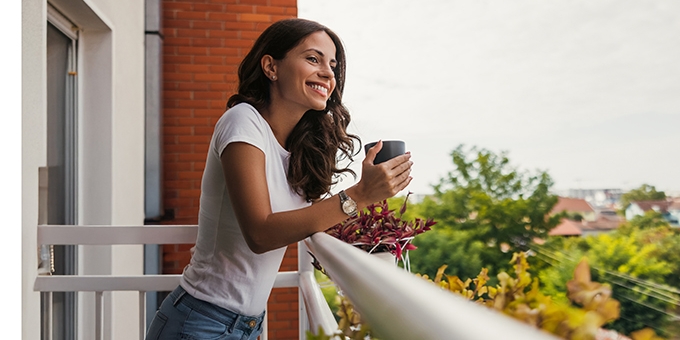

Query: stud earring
[271,75,277,81]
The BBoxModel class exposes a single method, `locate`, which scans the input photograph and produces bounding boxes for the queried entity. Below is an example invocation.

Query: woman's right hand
[351,140,413,206]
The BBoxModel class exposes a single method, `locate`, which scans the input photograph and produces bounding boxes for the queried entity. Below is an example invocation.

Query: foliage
[408,144,561,278]
[310,252,664,340]
[624,211,673,230]
[326,192,436,260]
[620,184,666,209]
[535,224,680,337]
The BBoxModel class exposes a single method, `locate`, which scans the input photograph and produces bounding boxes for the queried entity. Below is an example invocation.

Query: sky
[298,0,680,196]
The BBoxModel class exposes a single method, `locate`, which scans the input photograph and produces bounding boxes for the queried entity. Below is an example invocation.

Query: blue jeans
[145,286,265,340]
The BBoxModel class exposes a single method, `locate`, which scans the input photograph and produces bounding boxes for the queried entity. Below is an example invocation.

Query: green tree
[620,184,666,209]
[409,144,561,278]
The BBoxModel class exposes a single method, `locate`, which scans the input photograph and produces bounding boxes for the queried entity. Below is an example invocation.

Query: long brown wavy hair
[227,18,360,202]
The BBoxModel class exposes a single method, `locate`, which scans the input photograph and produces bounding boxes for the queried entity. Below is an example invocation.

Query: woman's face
[272,31,337,112]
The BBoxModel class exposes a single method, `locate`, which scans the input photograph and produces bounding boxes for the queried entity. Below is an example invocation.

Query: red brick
[239,13,270,22]
[208,47,240,56]
[164,20,192,29]
[178,150,210,159]
[224,39,254,48]
[207,12,238,21]
[162,10,176,20]
[209,83,235,92]
[164,2,193,11]
[178,46,209,56]
[164,55,193,64]
[164,126,193,135]
[177,64,210,73]
[192,3,224,12]
[177,189,202,197]
[178,82,210,91]
[164,91,192,100]
[208,30,239,39]
[192,20,223,30]
[193,162,206,172]
[192,109,221,117]
[209,100,227,109]
[164,72,194,81]
[164,108,193,117]
[194,143,210,155]
[178,171,203,180]
[163,144,193,154]
[194,55,224,64]
[244,0,268,5]
[176,28,208,38]
[271,15,295,22]
[177,117,212,126]
[270,0,296,6]
[175,11,207,20]
[194,91,225,100]
[193,38,224,47]
[194,73,225,82]
[225,4,254,13]
[223,22,256,31]
[254,6,286,15]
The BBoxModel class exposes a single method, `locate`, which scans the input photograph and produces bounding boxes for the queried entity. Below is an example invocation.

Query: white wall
[22,0,145,339]
[22,1,48,339]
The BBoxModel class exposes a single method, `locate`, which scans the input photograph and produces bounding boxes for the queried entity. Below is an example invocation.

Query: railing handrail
[305,232,560,340]
[34,272,299,292]
[37,224,198,245]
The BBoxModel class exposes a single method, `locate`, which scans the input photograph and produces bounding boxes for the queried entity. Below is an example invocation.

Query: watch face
[342,200,357,214]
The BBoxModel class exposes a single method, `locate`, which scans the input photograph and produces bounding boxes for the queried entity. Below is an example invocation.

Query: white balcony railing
[34,225,335,340]
[36,225,560,340]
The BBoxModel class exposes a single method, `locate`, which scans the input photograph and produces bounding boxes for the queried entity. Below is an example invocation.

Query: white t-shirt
[180,102,310,316]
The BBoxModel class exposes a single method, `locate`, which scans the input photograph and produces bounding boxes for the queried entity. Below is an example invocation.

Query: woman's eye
[307,56,318,63]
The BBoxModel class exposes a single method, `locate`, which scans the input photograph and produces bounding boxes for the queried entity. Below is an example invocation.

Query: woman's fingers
[363,140,383,166]
[356,149,414,203]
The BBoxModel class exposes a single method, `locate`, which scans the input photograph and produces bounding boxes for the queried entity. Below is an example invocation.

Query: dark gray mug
[364,140,406,165]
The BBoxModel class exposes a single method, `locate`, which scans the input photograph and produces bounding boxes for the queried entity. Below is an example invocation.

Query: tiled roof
[551,197,595,214]
[630,200,672,213]
[669,199,680,211]
[586,214,625,230]
[549,211,625,236]
[549,219,583,236]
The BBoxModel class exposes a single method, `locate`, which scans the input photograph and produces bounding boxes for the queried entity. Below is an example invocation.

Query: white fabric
[180,102,310,316]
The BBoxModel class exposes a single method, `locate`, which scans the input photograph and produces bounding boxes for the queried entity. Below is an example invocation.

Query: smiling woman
[144,18,414,340]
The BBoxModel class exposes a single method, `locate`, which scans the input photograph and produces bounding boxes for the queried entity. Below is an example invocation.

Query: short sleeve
[212,103,268,156]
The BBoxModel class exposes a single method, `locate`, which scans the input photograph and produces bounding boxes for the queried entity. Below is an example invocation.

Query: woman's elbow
[243,234,272,254]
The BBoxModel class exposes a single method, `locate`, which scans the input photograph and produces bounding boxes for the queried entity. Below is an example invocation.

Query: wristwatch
[338,190,358,218]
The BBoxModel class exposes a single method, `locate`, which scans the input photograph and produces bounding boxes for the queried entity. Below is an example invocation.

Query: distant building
[548,197,625,236]
[625,200,680,226]
[554,188,624,209]
[551,197,596,221]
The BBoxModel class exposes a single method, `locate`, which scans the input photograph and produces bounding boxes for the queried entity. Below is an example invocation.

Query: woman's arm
[221,140,412,254]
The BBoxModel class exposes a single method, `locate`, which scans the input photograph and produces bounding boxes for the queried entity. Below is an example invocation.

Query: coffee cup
[364,140,406,165]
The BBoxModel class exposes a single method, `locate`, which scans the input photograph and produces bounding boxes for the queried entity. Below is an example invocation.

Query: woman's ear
[261,55,277,81]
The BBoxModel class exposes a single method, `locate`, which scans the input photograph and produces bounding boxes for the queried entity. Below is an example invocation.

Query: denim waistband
[170,286,265,332]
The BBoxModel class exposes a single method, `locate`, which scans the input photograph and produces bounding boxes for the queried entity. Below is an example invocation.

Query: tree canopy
[408,144,561,278]
[620,184,666,208]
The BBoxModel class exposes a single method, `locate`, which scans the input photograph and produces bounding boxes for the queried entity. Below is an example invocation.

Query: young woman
[146,18,413,340]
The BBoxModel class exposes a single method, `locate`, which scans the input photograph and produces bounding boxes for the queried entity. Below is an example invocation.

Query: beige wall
[22,0,145,339]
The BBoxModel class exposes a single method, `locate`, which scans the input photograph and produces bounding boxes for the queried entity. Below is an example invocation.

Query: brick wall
[160,1,299,339]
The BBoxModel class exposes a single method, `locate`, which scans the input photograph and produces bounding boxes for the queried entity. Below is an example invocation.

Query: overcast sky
[298,0,680,196]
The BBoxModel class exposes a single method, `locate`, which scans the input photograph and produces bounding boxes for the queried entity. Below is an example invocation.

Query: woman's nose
[319,64,334,79]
